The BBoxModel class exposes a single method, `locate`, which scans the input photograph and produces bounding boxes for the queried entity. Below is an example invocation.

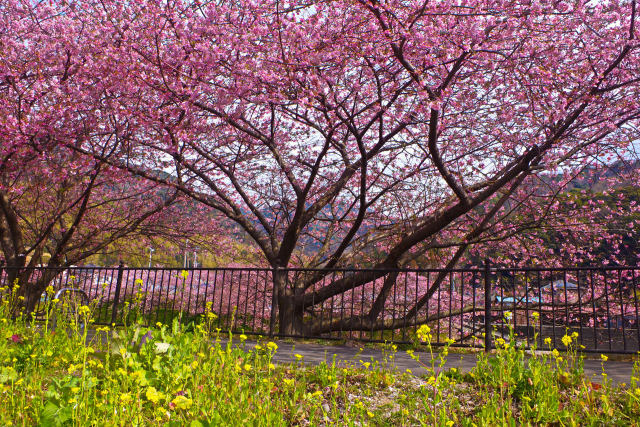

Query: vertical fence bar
[250,271,258,332]
[349,282,355,341]
[459,271,464,343]
[631,268,640,352]
[186,267,196,316]
[402,272,409,342]
[110,262,124,325]
[391,273,398,342]
[87,268,97,301]
[603,269,612,351]
[234,270,242,330]
[550,272,556,348]
[563,270,569,334]
[576,270,584,348]
[259,270,268,333]
[472,271,477,346]
[269,266,279,337]
[448,272,453,342]
[618,269,626,352]
[484,259,492,352]
[511,271,517,338]
[217,270,226,329]
[361,274,366,340]
[155,268,166,325]
[226,271,235,330]
[590,270,597,350]
[120,268,131,319]
[436,272,441,345]
[329,271,337,340]
[320,275,326,339]
[524,270,530,347]
[242,271,250,330]
[370,276,375,341]
[633,269,640,352]
[339,274,346,340]
[212,270,221,329]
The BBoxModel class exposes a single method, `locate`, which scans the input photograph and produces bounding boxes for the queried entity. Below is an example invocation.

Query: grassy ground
[2,289,640,425]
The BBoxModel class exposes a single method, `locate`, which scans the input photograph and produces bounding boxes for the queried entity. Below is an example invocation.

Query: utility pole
[183,239,189,268]
[148,247,154,268]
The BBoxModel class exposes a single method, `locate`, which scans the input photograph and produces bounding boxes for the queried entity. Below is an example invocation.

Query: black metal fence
[1,264,639,353]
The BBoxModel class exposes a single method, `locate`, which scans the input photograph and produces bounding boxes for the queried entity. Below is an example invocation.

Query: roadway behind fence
[1,264,639,354]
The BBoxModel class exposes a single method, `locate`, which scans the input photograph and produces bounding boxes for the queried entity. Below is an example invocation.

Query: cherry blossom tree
[0,5,229,311]
[4,0,640,334]
[0,140,193,312]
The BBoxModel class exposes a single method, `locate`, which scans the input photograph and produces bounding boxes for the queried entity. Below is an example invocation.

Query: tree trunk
[273,268,306,336]
[22,284,43,314]
[11,266,62,315]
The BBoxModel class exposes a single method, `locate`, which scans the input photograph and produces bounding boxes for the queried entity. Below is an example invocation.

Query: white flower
[154,342,171,354]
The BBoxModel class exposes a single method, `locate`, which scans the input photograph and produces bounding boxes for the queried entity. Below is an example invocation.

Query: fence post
[110,262,124,325]
[484,258,492,352]
[268,266,279,337]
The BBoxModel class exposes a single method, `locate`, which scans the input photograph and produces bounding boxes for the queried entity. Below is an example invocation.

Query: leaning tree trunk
[5,269,34,317]
[10,266,63,315]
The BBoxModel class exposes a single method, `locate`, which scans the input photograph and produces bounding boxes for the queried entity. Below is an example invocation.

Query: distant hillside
[565,159,640,192]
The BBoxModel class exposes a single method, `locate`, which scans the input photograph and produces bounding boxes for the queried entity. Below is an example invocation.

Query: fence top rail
[0,265,639,273]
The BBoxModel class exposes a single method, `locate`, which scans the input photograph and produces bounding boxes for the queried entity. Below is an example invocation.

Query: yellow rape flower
[171,395,193,410]
[78,305,91,317]
[146,387,164,404]
[417,324,431,342]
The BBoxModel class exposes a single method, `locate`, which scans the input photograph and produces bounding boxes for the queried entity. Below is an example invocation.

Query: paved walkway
[86,329,637,385]
[245,340,637,385]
